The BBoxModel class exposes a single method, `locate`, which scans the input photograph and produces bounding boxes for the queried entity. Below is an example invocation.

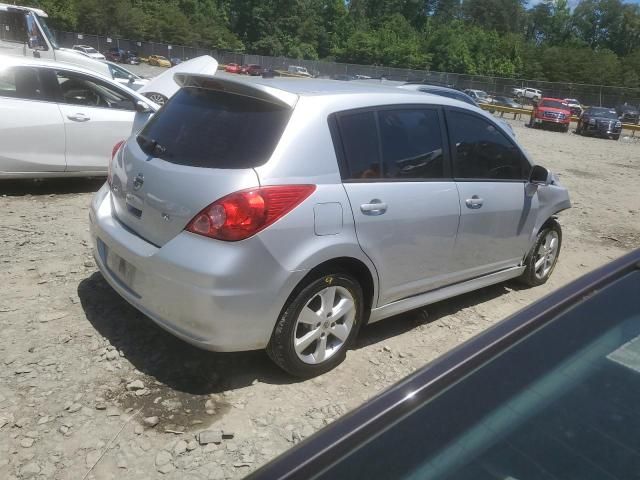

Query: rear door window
[137,87,292,169]
[447,110,529,180]
[335,111,380,179]
[0,66,47,101]
[378,108,446,179]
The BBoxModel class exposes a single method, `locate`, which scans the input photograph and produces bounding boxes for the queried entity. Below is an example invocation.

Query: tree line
[26,0,640,88]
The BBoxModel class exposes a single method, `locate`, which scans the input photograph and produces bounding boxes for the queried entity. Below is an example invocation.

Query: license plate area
[106,248,137,291]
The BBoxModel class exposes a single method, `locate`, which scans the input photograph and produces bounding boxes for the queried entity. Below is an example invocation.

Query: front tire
[520,219,562,287]
[267,272,364,377]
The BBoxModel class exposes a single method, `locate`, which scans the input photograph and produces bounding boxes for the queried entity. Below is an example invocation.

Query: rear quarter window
[138,88,292,169]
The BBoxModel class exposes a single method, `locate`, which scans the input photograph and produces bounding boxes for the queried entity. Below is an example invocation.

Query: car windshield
[37,15,58,49]
[315,270,640,480]
[589,108,618,119]
[565,98,579,104]
[473,90,488,98]
[540,99,567,109]
[84,47,98,54]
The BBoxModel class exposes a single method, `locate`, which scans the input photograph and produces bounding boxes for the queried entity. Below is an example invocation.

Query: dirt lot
[1,118,638,480]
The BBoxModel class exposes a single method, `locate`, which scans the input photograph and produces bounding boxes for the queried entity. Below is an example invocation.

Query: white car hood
[138,55,218,99]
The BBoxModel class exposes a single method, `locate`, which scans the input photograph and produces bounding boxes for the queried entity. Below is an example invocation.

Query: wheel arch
[285,256,378,324]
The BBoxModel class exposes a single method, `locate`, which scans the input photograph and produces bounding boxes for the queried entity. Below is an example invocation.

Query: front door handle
[465,195,484,209]
[67,114,90,122]
[361,199,387,215]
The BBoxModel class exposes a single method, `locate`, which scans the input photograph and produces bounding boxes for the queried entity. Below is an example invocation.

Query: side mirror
[128,75,135,83]
[529,165,552,185]
[135,100,153,114]
[32,50,41,58]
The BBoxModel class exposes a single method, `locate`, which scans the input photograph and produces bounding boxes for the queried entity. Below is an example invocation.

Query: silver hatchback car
[90,74,571,377]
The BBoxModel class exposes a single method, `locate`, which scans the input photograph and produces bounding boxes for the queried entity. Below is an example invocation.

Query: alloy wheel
[534,230,559,280]
[293,286,356,365]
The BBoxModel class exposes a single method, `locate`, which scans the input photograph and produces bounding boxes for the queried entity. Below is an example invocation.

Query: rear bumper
[89,184,305,352]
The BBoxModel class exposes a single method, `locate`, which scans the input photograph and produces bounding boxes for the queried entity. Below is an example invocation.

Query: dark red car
[244,64,264,76]
[529,97,571,132]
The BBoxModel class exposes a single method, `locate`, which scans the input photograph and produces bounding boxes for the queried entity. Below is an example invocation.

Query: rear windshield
[137,87,291,168]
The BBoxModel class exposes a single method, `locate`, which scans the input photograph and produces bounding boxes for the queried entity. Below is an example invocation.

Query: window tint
[338,111,380,179]
[55,71,135,110]
[0,66,45,100]
[378,109,445,179]
[448,111,528,180]
[137,87,291,169]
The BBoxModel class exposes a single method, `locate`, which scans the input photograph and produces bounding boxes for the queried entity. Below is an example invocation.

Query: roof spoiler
[174,73,298,109]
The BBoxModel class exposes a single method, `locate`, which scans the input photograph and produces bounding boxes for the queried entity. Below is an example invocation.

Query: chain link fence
[53,30,640,108]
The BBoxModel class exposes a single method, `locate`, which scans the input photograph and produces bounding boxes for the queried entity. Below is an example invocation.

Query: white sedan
[71,45,106,61]
[0,55,158,179]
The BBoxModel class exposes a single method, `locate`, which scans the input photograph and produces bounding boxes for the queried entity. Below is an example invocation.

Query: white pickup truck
[512,87,542,100]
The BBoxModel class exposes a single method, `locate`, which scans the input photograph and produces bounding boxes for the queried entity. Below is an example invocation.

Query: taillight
[186,185,316,241]
[108,140,125,186]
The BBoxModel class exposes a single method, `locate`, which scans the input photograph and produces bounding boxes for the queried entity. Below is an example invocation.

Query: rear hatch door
[110,78,296,246]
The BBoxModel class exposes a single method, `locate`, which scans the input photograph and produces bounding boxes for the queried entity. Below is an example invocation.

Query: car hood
[138,55,218,99]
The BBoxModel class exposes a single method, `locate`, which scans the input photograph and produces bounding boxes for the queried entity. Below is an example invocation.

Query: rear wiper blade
[137,134,167,157]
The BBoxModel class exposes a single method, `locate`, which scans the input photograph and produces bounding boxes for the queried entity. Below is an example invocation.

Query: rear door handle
[67,114,90,122]
[360,200,387,215]
[465,195,484,209]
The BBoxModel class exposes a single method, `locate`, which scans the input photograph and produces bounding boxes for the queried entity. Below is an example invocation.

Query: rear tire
[519,220,562,287]
[612,134,620,140]
[267,272,364,377]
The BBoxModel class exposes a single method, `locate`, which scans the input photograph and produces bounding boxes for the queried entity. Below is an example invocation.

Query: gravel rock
[105,350,118,361]
[20,437,35,448]
[155,450,172,467]
[67,403,81,413]
[197,430,222,445]
[20,462,41,478]
[126,380,145,391]
[143,416,159,427]
[85,450,101,468]
[173,439,187,456]
[134,425,144,435]
[157,463,175,474]
[186,440,198,451]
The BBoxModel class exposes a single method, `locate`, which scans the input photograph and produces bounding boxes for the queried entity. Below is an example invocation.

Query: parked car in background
[615,103,640,124]
[287,65,312,77]
[138,55,218,106]
[0,55,157,179]
[463,89,492,105]
[91,75,570,377]
[248,249,640,480]
[244,64,264,76]
[104,48,140,65]
[71,45,106,60]
[224,63,242,74]
[576,107,622,140]
[104,61,149,91]
[262,68,281,78]
[512,86,542,101]
[492,96,522,109]
[529,97,571,132]
[170,57,182,66]
[332,74,355,81]
[563,98,583,117]
[148,55,171,68]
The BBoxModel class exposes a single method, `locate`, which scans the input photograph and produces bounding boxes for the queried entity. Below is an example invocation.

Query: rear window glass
[137,87,291,168]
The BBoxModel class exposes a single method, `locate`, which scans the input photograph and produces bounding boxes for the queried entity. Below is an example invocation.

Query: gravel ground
[1,114,639,479]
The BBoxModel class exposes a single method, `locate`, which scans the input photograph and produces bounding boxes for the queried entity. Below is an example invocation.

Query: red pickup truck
[529,98,571,132]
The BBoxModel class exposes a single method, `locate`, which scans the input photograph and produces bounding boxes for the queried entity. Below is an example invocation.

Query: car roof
[0,54,110,78]
[0,3,47,16]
